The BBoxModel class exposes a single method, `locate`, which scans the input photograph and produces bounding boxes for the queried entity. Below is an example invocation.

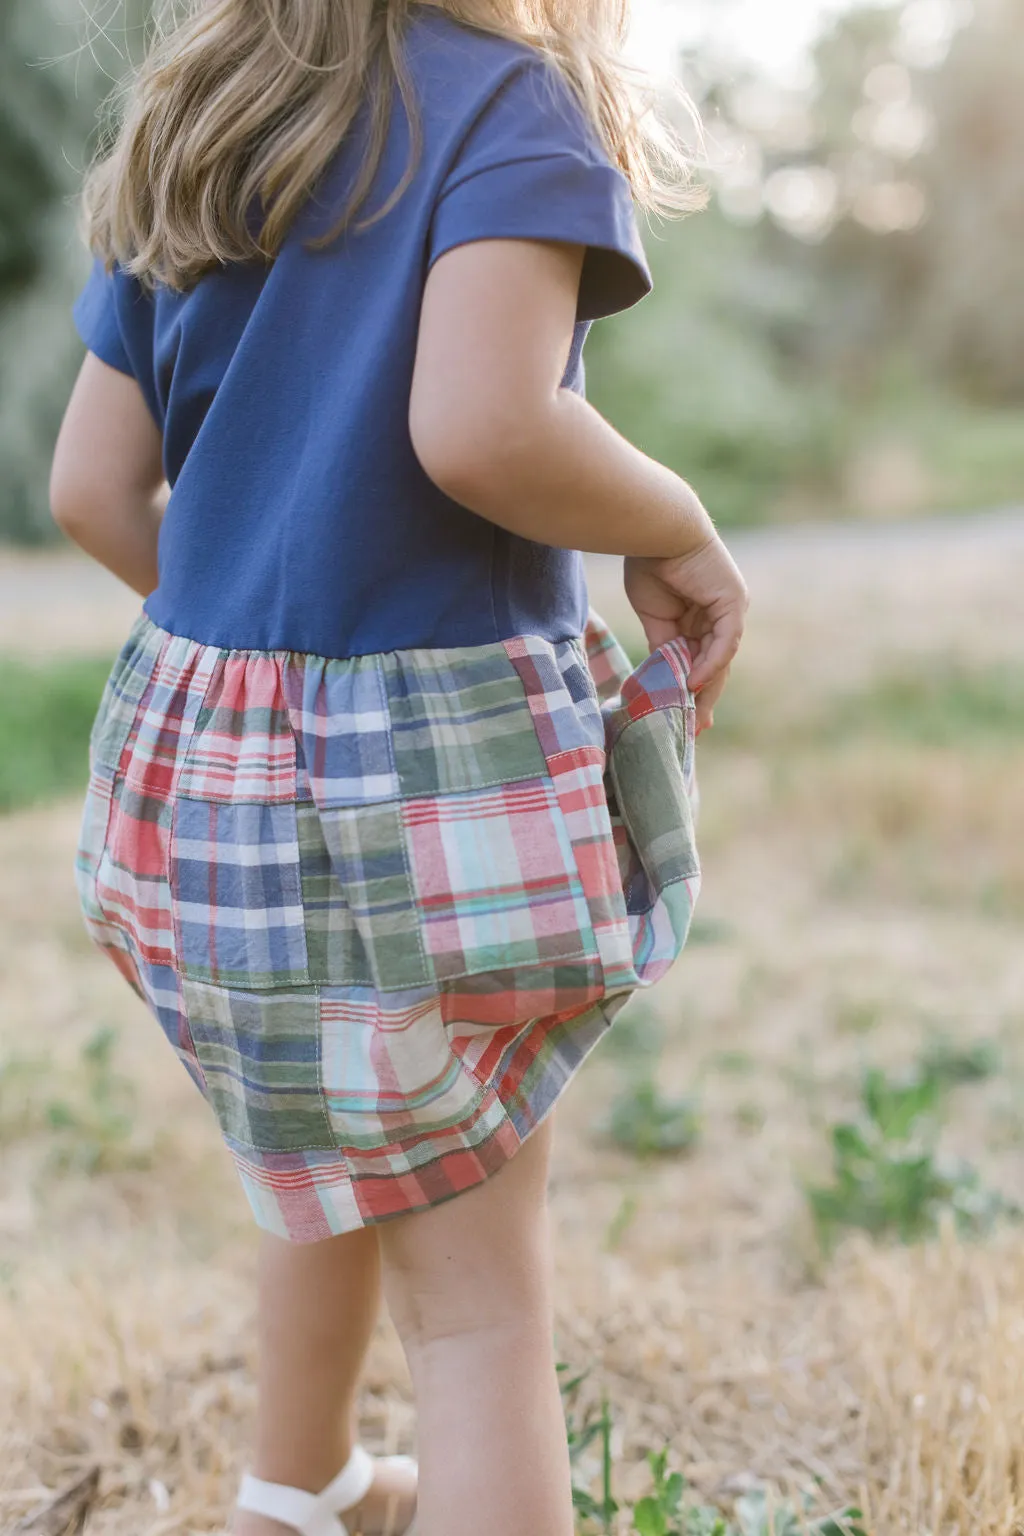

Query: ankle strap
[237,1446,375,1536]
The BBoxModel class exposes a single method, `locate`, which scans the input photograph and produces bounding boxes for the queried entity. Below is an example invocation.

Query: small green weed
[632,1449,738,1536]
[47,1026,142,1173]
[604,1193,640,1251]
[918,1035,1000,1087]
[860,1063,941,1141]
[560,1369,618,1531]
[560,1373,865,1535]
[808,1061,1015,1250]
[0,653,109,813]
[0,1026,148,1174]
[600,1077,700,1158]
[732,1490,866,1536]
[603,1002,664,1063]
[599,1005,698,1158]
[0,1050,50,1140]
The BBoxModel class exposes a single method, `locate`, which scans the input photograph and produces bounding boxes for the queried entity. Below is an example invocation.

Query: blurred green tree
[764,0,1024,401]
[0,0,147,542]
[0,7,64,302]
[589,0,1024,523]
[0,1,96,540]
[585,206,845,527]
[910,0,1024,398]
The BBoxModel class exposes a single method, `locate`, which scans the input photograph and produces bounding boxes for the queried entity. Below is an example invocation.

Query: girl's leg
[379,1118,573,1536]
[234,1226,416,1536]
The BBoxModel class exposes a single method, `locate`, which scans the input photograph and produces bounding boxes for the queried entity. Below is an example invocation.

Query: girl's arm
[409,237,748,725]
[50,353,165,597]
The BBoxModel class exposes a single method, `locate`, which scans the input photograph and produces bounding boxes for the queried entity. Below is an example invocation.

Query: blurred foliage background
[1,0,1022,538]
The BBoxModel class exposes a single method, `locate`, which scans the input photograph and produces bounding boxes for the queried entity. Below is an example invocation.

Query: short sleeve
[429,59,652,322]
[73,258,139,377]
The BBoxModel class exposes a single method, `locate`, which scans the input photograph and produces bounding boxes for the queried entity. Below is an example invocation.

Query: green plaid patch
[297,802,375,987]
[382,644,548,797]
[608,706,699,888]
[182,979,335,1152]
[317,802,430,991]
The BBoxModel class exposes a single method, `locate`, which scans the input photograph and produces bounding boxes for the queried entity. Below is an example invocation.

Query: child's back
[52,5,747,1532]
[77,12,648,656]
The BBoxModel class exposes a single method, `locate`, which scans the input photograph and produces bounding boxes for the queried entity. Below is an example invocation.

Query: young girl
[51,1,747,1532]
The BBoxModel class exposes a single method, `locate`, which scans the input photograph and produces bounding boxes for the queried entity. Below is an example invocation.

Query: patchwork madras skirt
[76,611,700,1240]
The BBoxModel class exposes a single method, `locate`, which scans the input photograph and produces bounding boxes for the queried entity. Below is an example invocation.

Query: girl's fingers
[692,665,729,733]
[686,614,743,693]
[694,665,729,710]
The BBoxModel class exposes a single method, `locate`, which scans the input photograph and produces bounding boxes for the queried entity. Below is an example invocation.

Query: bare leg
[234,1227,416,1536]
[380,1119,573,1536]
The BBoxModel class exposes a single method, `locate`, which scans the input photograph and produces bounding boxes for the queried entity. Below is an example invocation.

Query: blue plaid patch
[172,799,310,988]
[505,635,605,761]
[283,654,398,807]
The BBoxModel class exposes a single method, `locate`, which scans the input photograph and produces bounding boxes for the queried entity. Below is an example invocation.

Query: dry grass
[2,516,1024,1533]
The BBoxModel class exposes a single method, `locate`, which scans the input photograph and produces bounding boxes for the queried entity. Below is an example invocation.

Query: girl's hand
[624,537,748,733]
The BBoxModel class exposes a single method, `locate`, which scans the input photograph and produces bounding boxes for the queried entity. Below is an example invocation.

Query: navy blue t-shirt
[74,9,652,658]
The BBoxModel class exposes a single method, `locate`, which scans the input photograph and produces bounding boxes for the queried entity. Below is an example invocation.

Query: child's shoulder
[407,5,543,75]
[405,7,577,119]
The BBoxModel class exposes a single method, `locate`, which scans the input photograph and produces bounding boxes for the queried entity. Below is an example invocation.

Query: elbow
[411,440,492,513]
[49,470,79,537]
[409,394,539,516]
[49,459,100,540]
[49,484,82,540]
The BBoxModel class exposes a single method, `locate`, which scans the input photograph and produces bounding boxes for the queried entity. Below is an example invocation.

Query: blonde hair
[84,0,706,292]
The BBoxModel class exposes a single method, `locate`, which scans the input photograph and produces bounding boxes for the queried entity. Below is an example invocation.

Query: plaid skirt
[76,610,700,1240]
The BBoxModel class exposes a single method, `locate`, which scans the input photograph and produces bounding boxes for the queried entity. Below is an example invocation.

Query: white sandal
[236,1445,417,1536]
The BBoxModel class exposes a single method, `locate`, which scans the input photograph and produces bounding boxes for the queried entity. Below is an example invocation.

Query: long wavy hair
[83,0,705,291]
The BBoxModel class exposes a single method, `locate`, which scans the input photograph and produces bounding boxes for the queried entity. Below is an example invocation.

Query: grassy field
[0,654,110,813]
[1,519,1023,1534]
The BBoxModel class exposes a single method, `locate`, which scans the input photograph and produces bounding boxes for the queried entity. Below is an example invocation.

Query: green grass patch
[0,1026,151,1175]
[706,660,1024,754]
[599,1077,701,1158]
[598,1007,701,1156]
[844,664,1024,748]
[891,394,1024,518]
[0,653,109,813]
[808,1054,1015,1252]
